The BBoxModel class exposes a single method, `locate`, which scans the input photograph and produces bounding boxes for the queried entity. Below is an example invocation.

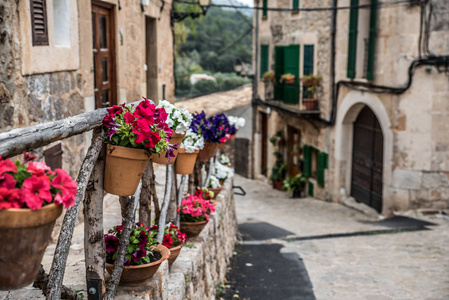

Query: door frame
[92,1,117,108]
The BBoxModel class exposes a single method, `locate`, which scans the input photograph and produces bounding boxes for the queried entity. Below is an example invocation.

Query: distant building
[0,0,174,175]
[252,0,449,215]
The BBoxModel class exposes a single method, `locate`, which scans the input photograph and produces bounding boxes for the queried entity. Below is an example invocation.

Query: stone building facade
[0,0,175,176]
[253,0,449,215]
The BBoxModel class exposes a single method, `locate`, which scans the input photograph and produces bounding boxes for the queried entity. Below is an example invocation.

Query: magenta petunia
[0,160,17,175]
[104,235,119,253]
[20,176,52,210]
[52,169,77,209]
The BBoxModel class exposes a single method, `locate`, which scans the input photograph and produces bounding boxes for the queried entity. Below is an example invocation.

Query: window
[53,0,71,46]
[30,0,49,46]
[273,45,300,104]
[292,0,299,11]
[303,44,314,100]
[262,0,268,18]
[303,144,328,187]
[347,0,377,80]
[260,44,269,78]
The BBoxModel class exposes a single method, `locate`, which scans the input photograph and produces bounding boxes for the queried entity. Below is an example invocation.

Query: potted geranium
[176,129,205,175]
[228,116,245,140]
[280,73,296,84]
[152,100,193,165]
[104,222,170,285]
[150,223,186,266]
[283,174,308,198]
[179,194,216,237]
[193,187,216,205]
[0,153,77,290]
[103,98,175,196]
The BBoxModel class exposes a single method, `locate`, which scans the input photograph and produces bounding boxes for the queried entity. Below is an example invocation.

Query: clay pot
[284,77,295,84]
[152,133,185,165]
[168,243,184,266]
[0,204,63,290]
[208,186,224,199]
[217,143,226,150]
[304,98,318,110]
[105,244,170,286]
[180,221,208,237]
[176,149,199,175]
[104,144,152,196]
[197,142,218,162]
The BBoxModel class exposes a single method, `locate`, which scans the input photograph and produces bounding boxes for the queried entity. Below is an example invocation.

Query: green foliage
[270,131,287,182]
[190,80,218,96]
[283,174,308,193]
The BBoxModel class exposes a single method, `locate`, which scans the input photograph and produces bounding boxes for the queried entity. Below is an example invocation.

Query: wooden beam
[139,162,153,228]
[157,165,173,244]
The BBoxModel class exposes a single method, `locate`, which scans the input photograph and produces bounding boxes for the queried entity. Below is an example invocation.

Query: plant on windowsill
[269,130,287,190]
[301,75,322,111]
[280,73,296,85]
[262,71,275,82]
[283,173,308,198]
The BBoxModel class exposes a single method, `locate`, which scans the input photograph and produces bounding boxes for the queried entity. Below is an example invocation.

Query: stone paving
[233,174,449,300]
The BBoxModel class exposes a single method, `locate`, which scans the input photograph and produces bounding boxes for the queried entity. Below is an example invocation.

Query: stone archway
[334,91,393,215]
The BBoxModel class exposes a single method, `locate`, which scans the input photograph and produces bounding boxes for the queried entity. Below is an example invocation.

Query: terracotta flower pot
[208,186,224,199]
[284,77,295,84]
[0,204,63,290]
[180,221,208,237]
[231,130,238,140]
[105,244,170,286]
[217,143,226,150]
[168,243,184,266]
[304,98,318,110]
[197,142,218,162]
[176,149,199,175]
[152,133,185,165]
[104,144,152,196]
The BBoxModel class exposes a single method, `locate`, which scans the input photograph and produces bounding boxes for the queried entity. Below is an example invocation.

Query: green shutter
[347,0,359,79]
[283,45,300,104]
[274,46,285,100]
[317,152,325,187]
[292,0,299,10]
[308,182,314,197]
[303,45,314,76]
[262,0,267,17]
[366,0,377,81]
[303,145,311,178]
[260,45,269,79]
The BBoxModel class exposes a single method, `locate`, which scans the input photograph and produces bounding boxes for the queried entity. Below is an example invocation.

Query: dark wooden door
[288,126,301,176]
[351,106,384,213]
[92,4,116,108]
[260,112,268,176]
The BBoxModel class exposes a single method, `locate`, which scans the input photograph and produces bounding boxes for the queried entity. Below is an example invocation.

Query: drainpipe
[251,0,260,179]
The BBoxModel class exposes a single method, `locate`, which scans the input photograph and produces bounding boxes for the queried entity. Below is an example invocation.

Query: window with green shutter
[274,46,285,100]
[303,45,314,76]
[317,151,328,187]
[260,45,269,79]
[303,144,311,178]
[292,0,299,11]
[366,0,378,81]
[347,0,359,79]
[262,0,268,18]
[308,182,314,197]
[283,44,300,104]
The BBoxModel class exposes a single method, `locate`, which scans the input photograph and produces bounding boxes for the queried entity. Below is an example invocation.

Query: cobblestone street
[230,175,449,300]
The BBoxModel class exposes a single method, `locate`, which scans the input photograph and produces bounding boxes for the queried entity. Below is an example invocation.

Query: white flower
[219,154,230,165]
[228,116,246,130]
[209,175,221,188]
[156,100,193,134]
[180,129,205,153]
[213,162,234,180]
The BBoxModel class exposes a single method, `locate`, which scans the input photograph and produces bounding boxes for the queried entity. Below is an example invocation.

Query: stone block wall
[115,178,238,300]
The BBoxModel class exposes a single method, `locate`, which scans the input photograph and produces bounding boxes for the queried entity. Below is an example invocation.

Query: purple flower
[104,235,119,253]
[124,258,131,266]
[138,231,149,248]
[131,248,147,262]
[165,143,179,162]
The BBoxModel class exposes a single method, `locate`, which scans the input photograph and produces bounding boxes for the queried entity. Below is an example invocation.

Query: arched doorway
[351,106,384,213]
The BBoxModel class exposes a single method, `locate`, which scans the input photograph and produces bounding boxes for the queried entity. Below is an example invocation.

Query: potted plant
[179,194,216,237]
[283,174,308,198]
[211,113,234,150]
[269,131,287,190]
[219,154,231,166]
[227,116,245,140]
[301,75,321,110]
[194,187,215,205]
[190,111,219,162]
[207,175,223,199]
[152,100,193,165]
[262,71,275,82]
[150,223,187,266]
[0,153,77,290]
[214,162,234,186]
[104,222,170,285]
[176,129,205,175]
[280,73,296,85]
[103,98,175,196]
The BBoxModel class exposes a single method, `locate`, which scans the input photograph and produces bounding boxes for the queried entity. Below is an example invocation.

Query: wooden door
[351,106,384,213]
[92,4,116,108]
[288,126,301,176]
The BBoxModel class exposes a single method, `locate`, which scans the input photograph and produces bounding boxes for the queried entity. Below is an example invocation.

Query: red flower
[52,169,77,209]
[177,232,187,244]
[23,152,38,162]
[104,235,119,253]
[162,234,174,248]
[20,176,52,210]
[0,174,21,210]
[27,161,52,177]
[107,105,123,116]
[124,112,135,125]
[0,159,17,175]
[115,224,123,233]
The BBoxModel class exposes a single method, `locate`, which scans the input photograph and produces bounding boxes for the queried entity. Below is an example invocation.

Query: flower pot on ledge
[168,243,184,266]
[197,142,218,162]
[304,98,318,111]
[180,221,208,238]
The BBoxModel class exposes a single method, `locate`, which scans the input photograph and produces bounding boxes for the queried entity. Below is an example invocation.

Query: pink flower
[191,207,203,217]
[27,161,52,177]
[0,174,21,210]
[52,169,77,209]
[182,206,192,214]
[20,176,52,210]
[220,137,227,144]
[0,159,17,175]
[23,152,38,162]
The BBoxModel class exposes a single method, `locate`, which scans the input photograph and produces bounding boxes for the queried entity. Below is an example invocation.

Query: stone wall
[115,178,238,300]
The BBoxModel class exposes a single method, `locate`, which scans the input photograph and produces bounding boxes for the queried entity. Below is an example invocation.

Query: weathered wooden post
[157,165,173,244]
[139,162,153,228]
